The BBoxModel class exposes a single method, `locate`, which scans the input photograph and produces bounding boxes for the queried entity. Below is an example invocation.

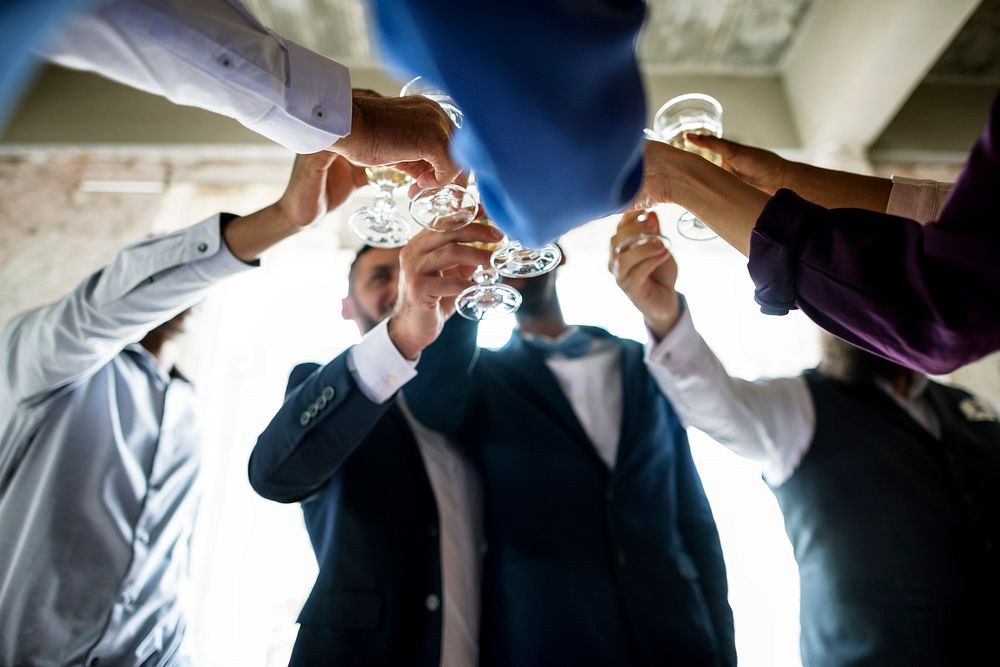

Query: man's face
[342,248,402,333]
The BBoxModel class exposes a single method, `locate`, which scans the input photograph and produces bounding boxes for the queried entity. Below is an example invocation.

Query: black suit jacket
[249,351,444,666]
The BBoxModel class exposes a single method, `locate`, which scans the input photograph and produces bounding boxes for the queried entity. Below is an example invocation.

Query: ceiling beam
[782,0,980,152]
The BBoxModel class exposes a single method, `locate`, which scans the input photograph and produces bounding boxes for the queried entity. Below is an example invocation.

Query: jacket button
[299,411,311,426]
[616,551,626,568]
[425,594,440,612]
[606,487,615,501]
[322,386,335,400]
[315,396,327,410]
[427,525,439,538]
[308,403,320,417]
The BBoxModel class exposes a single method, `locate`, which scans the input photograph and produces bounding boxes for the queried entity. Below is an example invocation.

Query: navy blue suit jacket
[248,351,445,667]
[369,0,647,246]
[405,317,736,666]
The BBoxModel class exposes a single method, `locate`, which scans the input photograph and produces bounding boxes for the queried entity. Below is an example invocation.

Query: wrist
[387,315,423,361]
[644,293,681,341]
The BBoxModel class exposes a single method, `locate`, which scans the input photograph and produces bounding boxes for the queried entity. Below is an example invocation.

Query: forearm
[222,202,302,262]
[249,353,391,503]
[2,214,253,403]
[777,161,892,212]
[41,0,351,153]
[673,155,771,256]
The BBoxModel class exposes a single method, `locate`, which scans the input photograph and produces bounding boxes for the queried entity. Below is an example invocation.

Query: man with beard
[249,223,502,666]
[612,209,1000,667]
[404,245,736,666]
[0,151,366,666]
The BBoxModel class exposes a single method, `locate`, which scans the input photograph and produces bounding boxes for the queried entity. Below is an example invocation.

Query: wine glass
[649,93,723,241]
[611,214,672,275]
[490,239,562,278]
[400,78,479,231]
[455,217,522,321]
[347,166,413,248]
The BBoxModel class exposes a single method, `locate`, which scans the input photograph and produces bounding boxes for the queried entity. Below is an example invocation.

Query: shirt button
[616,551,626,568]
[425,594,440,612]
[136,530,150,545]
[322,386,336,400]
[312,105,326,119]
[121,592,135,610]
[197,242,208,253]
[218,55,233,68]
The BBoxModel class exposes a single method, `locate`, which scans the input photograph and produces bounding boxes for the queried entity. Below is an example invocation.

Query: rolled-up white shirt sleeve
[886,176,953,225]
[39,0,351,153]
[644,298,815,486]
[348,319,419,404]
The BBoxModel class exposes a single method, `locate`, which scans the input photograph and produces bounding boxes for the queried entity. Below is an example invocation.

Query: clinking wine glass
[400,76,561,278]
[401,77,478,232]
[648,93,723,241]
[348,166,413,248]
[611,214,672,275]
[455,217,522,321]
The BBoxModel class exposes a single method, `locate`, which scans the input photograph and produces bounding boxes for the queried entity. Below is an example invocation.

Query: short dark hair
[347,245,378,286]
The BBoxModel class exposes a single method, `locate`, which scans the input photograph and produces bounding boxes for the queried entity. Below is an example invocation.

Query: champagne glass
[401,77,478,231]
[490,239,562,278]
[455,217,522,321]
[347,166,413,248]
[649,93,723,241]
[611,214,672,275]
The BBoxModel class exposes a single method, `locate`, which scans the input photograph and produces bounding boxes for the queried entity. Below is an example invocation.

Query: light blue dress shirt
[0,215,254,666]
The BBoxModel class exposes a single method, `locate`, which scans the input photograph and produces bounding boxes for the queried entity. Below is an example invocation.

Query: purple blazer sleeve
[748,95,1000,375]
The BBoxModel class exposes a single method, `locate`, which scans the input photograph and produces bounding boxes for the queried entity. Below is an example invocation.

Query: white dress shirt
[349,319,483,667]
[645,304,944,487]
[39,0,352,153]
[0,215,255,666]
[521,327,624,468]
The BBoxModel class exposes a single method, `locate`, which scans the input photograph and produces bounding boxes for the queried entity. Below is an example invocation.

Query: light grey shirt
[0,215,254,666]
[40,0,352,153]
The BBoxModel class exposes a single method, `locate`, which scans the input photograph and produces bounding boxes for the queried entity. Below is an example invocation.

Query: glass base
[491,242,561,278]
[348,208,411,248]
[676,212,717,241]
[455,283,521,320]
[409,185,477,231]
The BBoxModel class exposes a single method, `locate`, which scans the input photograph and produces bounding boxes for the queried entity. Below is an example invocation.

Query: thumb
[685,134,738,161]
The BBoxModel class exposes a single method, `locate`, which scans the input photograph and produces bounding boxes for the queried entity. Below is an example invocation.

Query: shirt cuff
[886,176,953,225]
[644,296,701,371]
[747,188,825,316]
[347,318,419,404]
[190,214,261,281]
[247,38,352,154]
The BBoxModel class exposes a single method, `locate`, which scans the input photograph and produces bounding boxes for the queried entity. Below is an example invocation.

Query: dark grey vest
[773,370,1000,667]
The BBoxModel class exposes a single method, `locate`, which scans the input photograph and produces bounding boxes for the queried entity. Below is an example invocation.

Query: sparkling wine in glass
[651,93,723,241]
[348,166,413,248]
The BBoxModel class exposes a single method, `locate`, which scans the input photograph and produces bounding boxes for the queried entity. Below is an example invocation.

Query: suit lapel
[500,334,597,456]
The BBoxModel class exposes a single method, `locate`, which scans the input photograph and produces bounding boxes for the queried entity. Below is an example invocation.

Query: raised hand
[685,134,787,195]
[387,222,504,359]
[609,210,681,339]
[275,152,368,230]
[330,92,462,189]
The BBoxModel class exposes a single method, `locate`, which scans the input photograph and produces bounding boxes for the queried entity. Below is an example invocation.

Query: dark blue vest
[773,371,1000,666]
